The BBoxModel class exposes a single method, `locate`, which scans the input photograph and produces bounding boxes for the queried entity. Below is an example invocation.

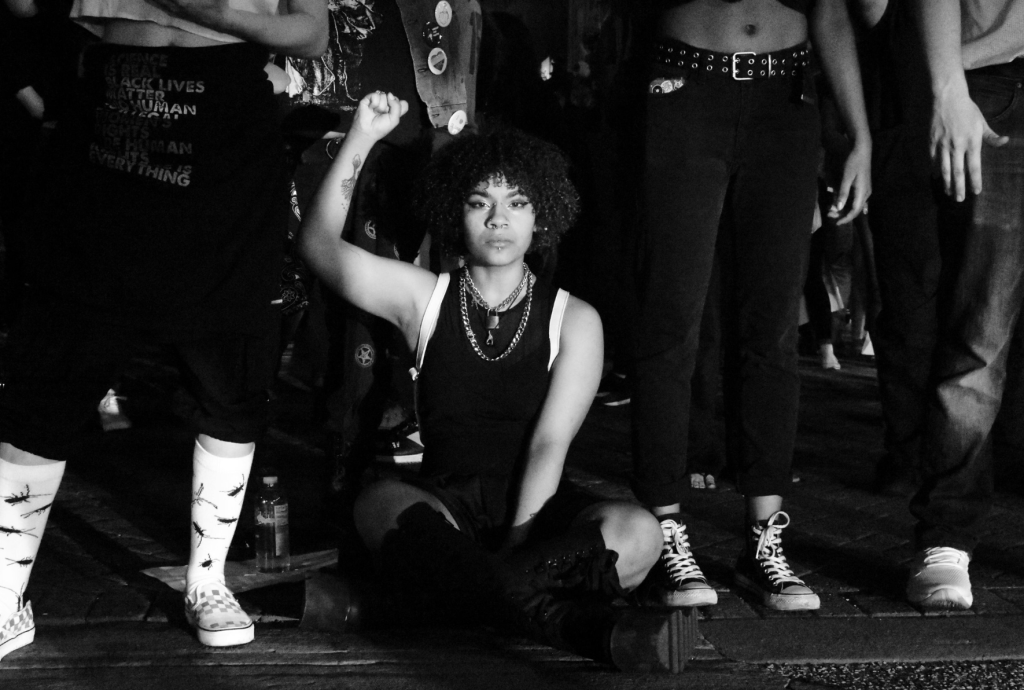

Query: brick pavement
[12,354,1024,666]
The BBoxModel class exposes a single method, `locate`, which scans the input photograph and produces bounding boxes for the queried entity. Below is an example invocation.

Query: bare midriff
[99,18,224,47]
[659,0,807,54]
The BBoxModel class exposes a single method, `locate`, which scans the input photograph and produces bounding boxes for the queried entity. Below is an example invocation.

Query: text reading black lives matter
[91,52,200,188]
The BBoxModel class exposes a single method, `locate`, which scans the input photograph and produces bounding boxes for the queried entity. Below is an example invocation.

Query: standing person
[631,0,871,611]
[903,0,1021,610]
[0,0,326,660]
[0,0,83,330]
[299,93,691,672]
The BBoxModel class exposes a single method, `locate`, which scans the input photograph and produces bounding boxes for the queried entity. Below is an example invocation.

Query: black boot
[520,595,697,674]
[379,504,697,673]
[500,523,697,673]
[502,522,623,597]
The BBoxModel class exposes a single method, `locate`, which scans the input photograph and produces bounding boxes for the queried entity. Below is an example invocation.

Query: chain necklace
[462,263,530,346]
[460,265,533,361]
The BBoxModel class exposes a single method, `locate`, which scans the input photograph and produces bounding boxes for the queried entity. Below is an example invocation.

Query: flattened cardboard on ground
[141,549,337,593]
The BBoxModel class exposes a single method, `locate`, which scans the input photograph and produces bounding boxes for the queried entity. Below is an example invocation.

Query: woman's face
[462,178,535,267]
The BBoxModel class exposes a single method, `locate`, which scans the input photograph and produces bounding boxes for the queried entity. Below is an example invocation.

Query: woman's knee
[353,480,454,551]
[590,503,662,569]
[352,479,408,551]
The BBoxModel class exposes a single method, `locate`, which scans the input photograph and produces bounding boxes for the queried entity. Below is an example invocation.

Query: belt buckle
[731,52,756,81]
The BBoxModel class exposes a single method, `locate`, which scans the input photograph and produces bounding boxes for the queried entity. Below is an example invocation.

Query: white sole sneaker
[911,588,972,610]
[735,573,821,611]
[653,586,719,608]
[0,601,36,661]
[906,547,973,610]
[185,582,255,647]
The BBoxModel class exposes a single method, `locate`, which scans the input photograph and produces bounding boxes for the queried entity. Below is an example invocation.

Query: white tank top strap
[547,288,570,371]
[411,272,451,380]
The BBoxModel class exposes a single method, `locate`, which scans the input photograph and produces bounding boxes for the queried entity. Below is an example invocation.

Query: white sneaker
[0,600,35,661]
[906,546,972,610]
[97,389,132,432]
[184,580,254,647]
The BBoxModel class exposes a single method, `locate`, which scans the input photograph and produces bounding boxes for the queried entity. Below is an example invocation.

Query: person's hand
[148,0,226,28]
[350,91,409,142]
[829,141,871,224]
[930,81,1009,201]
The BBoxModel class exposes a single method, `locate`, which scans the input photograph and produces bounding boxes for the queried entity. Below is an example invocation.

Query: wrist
[849,135,872,152]
[344,129,379,149]
[932,71,969,103]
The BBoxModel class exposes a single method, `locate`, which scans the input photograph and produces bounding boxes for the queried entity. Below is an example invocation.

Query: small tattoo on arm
[341,154,363,201]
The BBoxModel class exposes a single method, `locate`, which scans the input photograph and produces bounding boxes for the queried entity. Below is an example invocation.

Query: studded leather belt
[653,38,811,81]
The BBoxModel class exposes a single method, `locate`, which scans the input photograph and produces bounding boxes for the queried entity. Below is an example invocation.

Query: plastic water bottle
[255,476,291,572]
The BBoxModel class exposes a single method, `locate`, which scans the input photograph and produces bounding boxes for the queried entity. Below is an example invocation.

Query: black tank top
[417,273,557,481]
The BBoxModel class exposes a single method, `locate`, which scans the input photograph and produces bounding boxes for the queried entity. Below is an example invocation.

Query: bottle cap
[263,476,278,486]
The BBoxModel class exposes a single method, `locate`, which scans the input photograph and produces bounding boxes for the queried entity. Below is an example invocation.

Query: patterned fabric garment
[280,180,311,317]
[185,442,252,589]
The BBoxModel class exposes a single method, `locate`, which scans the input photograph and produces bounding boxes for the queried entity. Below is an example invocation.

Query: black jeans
[631,58,820,507]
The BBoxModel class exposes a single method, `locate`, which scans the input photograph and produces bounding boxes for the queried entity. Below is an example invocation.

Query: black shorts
[0,288,277,459]
[407,474,604,551]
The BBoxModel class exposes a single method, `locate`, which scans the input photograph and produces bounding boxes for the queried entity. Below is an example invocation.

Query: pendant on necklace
[485,310,499,346]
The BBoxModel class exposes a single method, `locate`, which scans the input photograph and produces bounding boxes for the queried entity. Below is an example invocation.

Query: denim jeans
[911,70,1024,554]
[630,58,820,507]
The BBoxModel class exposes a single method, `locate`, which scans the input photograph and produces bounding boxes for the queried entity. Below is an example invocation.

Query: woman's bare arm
[811,0,872,223]
[149,0,328,57]
[505,296,604,548]
[298,92,438,346]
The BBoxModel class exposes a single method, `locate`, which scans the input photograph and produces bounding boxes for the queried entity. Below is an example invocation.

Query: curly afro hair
[414,126,579,258]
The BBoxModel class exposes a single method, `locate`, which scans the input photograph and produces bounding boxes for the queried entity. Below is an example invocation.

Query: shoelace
[661,522,705,581]
[752,512,803,586]
[919,546,968,567]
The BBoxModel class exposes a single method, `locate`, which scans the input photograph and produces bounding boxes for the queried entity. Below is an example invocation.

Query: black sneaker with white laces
[734,511,819,611]
[375,419,424,464]
[647,518,718,607]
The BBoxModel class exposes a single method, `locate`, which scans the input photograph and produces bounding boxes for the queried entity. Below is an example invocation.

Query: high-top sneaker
[647,518,718,607]
[734,511,819,611]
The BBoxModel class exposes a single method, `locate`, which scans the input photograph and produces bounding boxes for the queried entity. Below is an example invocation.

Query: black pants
[0,289,276,459]
[631,55,820,506]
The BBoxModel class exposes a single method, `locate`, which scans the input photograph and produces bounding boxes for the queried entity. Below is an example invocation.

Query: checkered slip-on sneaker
[184,580,254,647]
[0,600,35,661]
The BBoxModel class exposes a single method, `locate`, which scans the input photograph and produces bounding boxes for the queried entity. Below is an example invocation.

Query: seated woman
[298,92,692,673]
